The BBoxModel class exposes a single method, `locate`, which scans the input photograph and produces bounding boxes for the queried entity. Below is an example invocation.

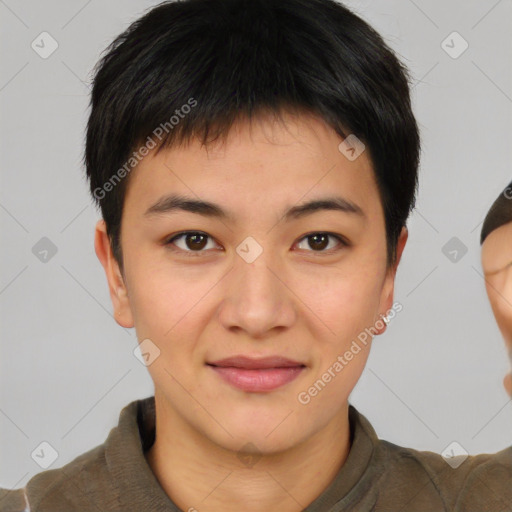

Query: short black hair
[480,181,512,245]
[84,0,420,275]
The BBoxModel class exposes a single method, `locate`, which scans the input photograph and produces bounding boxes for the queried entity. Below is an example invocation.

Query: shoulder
[0,398,150,512]
[0,441,117,512]
[0,487,29,512]
[350,406,512,510]
[375,438,512,509]
[454,445,512,510]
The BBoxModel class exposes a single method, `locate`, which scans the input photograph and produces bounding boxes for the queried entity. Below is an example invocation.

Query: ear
[375,226,408,334]
[94,219,134,328]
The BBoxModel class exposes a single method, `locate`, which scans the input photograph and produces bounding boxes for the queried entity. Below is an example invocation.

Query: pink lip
[207,356,306,392]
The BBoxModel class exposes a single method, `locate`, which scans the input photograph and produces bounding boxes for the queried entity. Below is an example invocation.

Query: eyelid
[164,231,349,255]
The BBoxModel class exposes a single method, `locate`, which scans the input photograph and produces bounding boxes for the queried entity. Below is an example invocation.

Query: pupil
[187,233,207,250]
[310,234,328,251]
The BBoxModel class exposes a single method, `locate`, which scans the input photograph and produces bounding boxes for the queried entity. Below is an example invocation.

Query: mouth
[206,356,306,392]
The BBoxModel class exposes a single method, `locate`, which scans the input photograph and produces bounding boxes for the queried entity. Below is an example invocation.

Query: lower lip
[208,365,305,392]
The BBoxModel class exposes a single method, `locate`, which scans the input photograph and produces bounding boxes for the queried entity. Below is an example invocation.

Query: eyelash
[164,231,348,257]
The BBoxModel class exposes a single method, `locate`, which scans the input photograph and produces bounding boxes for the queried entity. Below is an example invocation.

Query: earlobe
[94,219,134,328]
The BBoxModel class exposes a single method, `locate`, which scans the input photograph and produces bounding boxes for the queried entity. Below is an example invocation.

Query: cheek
[336,264,384,309]
[299,266,384,345]
[125,261,210,340]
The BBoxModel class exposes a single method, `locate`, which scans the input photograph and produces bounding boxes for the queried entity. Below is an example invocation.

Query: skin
[481,221,512,397]
[94,110,407,512]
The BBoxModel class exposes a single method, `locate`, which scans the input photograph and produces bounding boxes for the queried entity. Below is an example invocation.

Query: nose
[216,249,297,339]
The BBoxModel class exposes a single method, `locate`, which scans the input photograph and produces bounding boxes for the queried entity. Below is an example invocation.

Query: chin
[206,413,310,455]
[225,430,304,457]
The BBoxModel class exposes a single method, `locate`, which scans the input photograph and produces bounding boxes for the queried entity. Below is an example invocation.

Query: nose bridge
[234,240,284,305]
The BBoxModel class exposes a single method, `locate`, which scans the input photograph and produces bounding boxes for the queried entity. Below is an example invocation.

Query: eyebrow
[144,193,366,222]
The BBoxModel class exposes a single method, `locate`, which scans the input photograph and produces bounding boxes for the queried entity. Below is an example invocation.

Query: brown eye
[165,231,217,255]
[295,232,347,253]
[183,233,208,250]
[307,233,329,251]
[165,231,347,257]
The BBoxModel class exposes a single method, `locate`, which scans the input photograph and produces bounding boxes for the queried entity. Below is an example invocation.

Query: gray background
[1,0,511,488]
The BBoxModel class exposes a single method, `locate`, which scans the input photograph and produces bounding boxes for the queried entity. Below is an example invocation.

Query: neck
[145,394,352,512]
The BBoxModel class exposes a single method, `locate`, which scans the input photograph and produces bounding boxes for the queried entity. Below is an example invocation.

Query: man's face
[481,221,512,395]
[96,111,404,453]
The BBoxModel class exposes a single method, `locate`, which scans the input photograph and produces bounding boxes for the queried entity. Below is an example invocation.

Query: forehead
[123,112,383,224]
[482,221,512,275]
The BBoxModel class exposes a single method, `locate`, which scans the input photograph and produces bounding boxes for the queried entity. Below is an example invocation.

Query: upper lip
[207,356,305,369]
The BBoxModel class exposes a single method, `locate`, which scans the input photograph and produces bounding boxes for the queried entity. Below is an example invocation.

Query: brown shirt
[1,396,511,511]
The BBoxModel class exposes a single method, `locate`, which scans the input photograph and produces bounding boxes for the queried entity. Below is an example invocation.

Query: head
[88,0,418,453]
[480,181,512,395]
